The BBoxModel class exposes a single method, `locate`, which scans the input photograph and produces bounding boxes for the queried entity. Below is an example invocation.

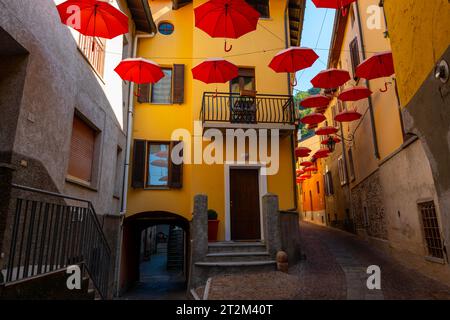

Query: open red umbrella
[316,126,339,136]
[194,0,260,52]
[115,58,164,84]
[311,69,351,89]
[269,47,319,86]
[304,167,318,173]
[300,113,326,125]
[312,0,357,15]
[192,59,238,84]
[313,149,330,159]
[57,0,128,40]
[295,147,312,158]
[335,110,362,123]
[338,87,372,102]
[300,174,312,180]
[296,169,305,177]
[300,95,331,109]
[301,161,313,167]
[356,52,395,92]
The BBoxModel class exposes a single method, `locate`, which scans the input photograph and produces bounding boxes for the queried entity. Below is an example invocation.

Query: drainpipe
[285,0,298,211]
[115,32,155,297]
[354,1,380,159]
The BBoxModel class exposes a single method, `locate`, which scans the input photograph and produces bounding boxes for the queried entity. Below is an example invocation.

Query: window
[337,156,347,186]
[332,105,338,127]
[349,38,361,79]
[245,0,270,18]
[114,146,123,197]
[348,148,355,181]
[419,201,445,260]
[350,5,356,28]
[158,22,174,35]
[68,115,97,183]
[231,68,255,93]
[316,181,320,194]
[309,190,313,213]
[138,65,185,105]
[132,140,183,189]
[324,171,334,196]
[78,34,106,77]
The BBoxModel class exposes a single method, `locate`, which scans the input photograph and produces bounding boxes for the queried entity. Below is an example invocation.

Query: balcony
[200,92,297,131]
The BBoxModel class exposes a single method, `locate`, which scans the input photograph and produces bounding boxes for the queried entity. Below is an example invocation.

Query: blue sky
[295,0,336,92]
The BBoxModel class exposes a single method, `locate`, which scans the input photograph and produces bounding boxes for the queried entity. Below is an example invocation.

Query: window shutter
[137,84,150,103]
[132,140,146,188]
[172,64,185,104]
[68,115,95,182]
[169,141,183,189]
[350,38,360,78]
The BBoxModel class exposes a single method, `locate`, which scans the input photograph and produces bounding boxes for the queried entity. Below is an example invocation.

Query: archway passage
[119,212,190,300]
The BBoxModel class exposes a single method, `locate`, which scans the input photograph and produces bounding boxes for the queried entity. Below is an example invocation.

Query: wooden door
[230,169,261,241]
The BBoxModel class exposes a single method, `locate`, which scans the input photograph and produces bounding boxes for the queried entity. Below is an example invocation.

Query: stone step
[195,260,276,267]
[208,241,267,254]
[205,251,271,262]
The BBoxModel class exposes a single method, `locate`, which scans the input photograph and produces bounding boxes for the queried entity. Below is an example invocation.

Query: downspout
[354,1,380,159]
[115,32,155,297]
[285,0,298,211]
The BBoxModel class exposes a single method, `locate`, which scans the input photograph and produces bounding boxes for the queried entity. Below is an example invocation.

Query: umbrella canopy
[300,95,331,109]
[194,0,260,51]
[304,167,318,173]
[296,178,306,183]
[335,110,362,123]
[316,126,339,136]
[321,136,341,145]
[313,149,330,159]
[312,0,357,10]
[269,47,319,73]
[338,87,372,102]
[301,161,313,167]
[57,0,128,39]
[296,169,305,177]
[300,174,312,180]
[192,59,238,84]
[311,69,351,89]
[114,58,164,84]
[300,113,326,125]
[295,147,312,158]
[356,52,395,80]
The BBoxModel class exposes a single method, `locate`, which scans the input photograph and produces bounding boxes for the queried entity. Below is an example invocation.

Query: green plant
[208,209,218,220]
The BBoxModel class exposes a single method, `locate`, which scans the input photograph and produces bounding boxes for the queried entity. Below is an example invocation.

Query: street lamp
[326,136,336,153]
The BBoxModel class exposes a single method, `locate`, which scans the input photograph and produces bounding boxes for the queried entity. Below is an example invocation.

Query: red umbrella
[338,87,372,102]
[316,126,339,136]
[194,0,260,52]
[300,113,326,125]
[313,149,330,159]
[297,178,306,184]
[269,47,318,86]
[312,0,357,15]
[57,0,128,40]
[301,161,313,167]
[335,110,362,123]
[192,59,238,84]
[311,69,351,89]
[321,136,341,145]
[300,95,331,109]
[296,169,305,177]
[300,174,312,180]
[356,52,395,92]
[295,147,312,158]
[304,167,318,173]
[115,58,164,84]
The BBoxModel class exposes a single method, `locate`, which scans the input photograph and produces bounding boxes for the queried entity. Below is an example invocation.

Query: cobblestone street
[294,222,450,300]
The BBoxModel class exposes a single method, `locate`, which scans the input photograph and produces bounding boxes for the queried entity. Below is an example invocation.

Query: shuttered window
[68,115,96,182]
[131,140,183,189]
[245,0,270,18]
[349,38,360,79]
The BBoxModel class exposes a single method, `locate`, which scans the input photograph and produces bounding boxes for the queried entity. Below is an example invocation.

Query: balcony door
[230,68,255,93]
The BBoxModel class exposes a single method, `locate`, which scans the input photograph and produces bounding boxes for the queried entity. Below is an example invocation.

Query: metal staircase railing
[1,184,111,299]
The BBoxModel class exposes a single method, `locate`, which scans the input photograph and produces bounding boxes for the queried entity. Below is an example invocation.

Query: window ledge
[424,256,446,265]
[144,187,171,191]
[66,175,98,192]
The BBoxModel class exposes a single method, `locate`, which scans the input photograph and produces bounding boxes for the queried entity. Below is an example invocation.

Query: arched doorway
[119,211,190,300]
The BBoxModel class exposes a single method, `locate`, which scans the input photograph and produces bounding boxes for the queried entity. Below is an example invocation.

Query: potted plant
[207,209,220,242]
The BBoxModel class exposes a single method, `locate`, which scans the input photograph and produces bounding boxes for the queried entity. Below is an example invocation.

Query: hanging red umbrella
[300,113,326,125]
[115,58,164,84]
[297,178,306,184]
[300,174,312,180]
[304,167,318,173]
[338,87,372,102]
[295,147,312,158]
[300,95,331,109]
[335,110,362,123]
[321,136,341,145]
[301,161,313,167]
[192,58,238,84]
[194,0,260,52]
[312,0,357,15]
[356,52,395,92]
[316,126,339,136]
[57,0,128,40]
[269,47,319,86]
[311,69,351,89]
[313,149,330,159]
[315,106,328,114]
[296,169,305,177]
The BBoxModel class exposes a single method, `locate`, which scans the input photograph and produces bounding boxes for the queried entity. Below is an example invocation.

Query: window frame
[158,21,175,35]
[348,148,356,182]
[150,67,173,104]
[349,37,361,80]
[418,201,446,262]
[230,67,256,93]
[146,141,171,189]
[337,156,348,186]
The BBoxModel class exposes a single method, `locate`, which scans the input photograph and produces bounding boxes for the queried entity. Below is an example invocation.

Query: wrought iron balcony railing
[200,92,297,126]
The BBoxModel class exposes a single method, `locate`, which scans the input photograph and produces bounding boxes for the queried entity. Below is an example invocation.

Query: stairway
[192,241,276,288]
[167,226,184,271]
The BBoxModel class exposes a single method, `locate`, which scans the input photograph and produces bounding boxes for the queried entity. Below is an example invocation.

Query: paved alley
[294,222,450,300]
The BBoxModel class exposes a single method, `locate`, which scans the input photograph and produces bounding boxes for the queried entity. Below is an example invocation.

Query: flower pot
[208,220,220,242]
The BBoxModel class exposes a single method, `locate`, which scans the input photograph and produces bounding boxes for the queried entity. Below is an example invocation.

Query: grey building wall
[0,0,126,282]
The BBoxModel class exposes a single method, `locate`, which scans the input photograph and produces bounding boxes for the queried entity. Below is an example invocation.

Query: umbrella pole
[91,5,98,52]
